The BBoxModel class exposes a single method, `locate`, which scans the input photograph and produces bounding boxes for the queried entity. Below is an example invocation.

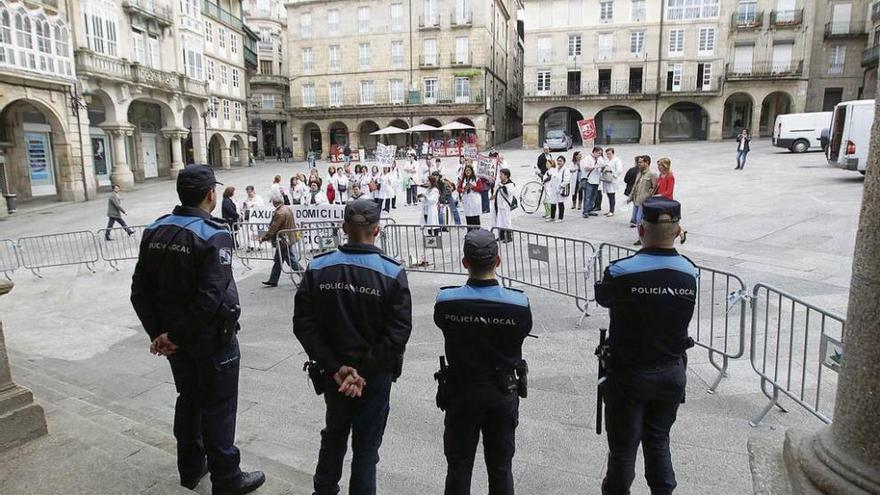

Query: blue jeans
[480,189,490,213]
[629,203,639,225]
[267,243,301,284]
[736,150,748,169]
[633,205,643,226]
[439,198,462,225]
[582,183,600,216]
[314,371,393,495]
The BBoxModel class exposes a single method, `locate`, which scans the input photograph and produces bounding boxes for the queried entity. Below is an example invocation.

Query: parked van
[772,112,832,153]
[826,100,873,174]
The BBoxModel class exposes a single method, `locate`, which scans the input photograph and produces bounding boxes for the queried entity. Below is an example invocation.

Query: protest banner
[577,119,597,142]
[376,143,397,166]
[463,145,478,160]
[476,153,497,180]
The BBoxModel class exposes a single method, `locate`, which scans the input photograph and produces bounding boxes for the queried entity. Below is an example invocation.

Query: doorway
[567,71,581,95]
[91,135,112,186]
[141,133,158,178]
[23,127,56,197]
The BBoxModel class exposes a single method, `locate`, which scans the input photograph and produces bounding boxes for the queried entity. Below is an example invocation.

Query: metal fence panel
[749,283,844,426]
[16,231,100,277]
[380,224,472,276]
[95,225,146,269]
[0,239,19,279]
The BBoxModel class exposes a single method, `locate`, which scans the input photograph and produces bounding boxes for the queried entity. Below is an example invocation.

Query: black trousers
[602,360,686,495]
[549,203,565,220]
[168,337,242,485]
[407,185,418,205]
[444,383,519,495]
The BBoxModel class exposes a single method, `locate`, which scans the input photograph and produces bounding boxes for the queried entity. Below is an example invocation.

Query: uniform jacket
[261,205,295,245]
[434,279,532,381]
[595,248,697,367]
[107,192,126,218]
[130,206,239,356]
[293,243,412,375]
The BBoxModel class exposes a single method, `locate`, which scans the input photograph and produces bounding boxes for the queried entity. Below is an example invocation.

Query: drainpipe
[69,86,91,201]
[653,0,666,145]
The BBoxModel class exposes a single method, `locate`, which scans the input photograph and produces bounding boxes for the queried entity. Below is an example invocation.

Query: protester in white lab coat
[241,185,265,221]
[457,164,486,228]
[305,181,328,205]
[377,166,395,212]
[289,174,308,205]
[402,158,418,206]
[492,168,517,243]
[544,156,572,223]
[335,166,350,204]
[421,175,441,235]
[601,147,623,217]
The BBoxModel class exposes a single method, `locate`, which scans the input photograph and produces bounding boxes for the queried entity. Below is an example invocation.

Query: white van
[772,112,832,153]
[826,100,873,174]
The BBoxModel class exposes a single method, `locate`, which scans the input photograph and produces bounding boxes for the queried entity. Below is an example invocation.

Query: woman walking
[601,148,623,217]
[735,128,751,170]
[655,158,675,199]
[458,164,485,228]
[545,156,571,223]
[492,168,517,243]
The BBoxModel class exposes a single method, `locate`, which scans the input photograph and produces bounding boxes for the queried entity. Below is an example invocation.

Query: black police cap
[177,164,222,191]
[344,199,381,225]
[463,229,499,260]
[642,196,681,223]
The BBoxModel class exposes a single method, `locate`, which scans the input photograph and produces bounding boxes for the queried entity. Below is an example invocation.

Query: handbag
[601,170,615,183]
[561,184,571,197]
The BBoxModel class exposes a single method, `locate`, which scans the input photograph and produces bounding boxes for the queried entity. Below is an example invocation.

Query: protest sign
[577,119,597,141]
[376,143,397,166]
[476,153,497,180]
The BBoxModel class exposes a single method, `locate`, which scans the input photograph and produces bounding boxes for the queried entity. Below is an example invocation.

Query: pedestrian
[422,175,441,235]
[308,169,323,190]
[130,165,265,494]
[593,196,696,495]
[378,166,394,212]
[601,148,623,217]
[655,158,675,199]
[221,185,239,232]
[623,158,640,228]
[581,146,603,218]
[241,185,264,221]
[349,183,366,201]
[605,124,614,145]
[570,151,583,210]
[421,140,429,159]
[389,163,400,209]
[105,184,135,240]
[457,163,485,228]
[335,166,350,205]
[485,152,503,214]
[735,128,751,170]
[492,168,517,243]
[293,199,412,495]
[545,156,571,223]
[306,181,329,205]
[536,145,553,218]
[284,146,291,163]
[290,174,308,205]
[434,229,533,495]
[403,157,418,206]
[260,196,298,287]
[627,155,658,246]
[276,146,282,161]
[342,142,352,166]
[308,149,317,169]
[271,175,289,205]
[436,171,462,227]
[325,166,337,204]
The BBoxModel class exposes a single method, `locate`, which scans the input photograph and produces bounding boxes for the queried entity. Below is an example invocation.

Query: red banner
[577,119,597,141]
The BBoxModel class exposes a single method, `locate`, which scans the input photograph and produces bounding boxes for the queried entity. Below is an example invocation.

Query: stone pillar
[640,121,655,145]
[0,281,48,452]
[349,130,359,150]
[238,144,248,167]
[101,124,135,190]
[220,147,231,169]
[275,121,284,149]
[256,123,265,159]
[782,95,880,494]
[323,127,333,160]
[161,128,188,179]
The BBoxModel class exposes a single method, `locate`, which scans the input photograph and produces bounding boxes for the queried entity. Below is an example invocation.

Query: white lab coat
[422,187,440,225]
[359,174,373,200]
[377,173,394,200]
[335,174,349,204]
[305,190,328,205]
[459,177,483,217]
[289,183,308,204]
[492,181,517,230]
[544,167,572,204]
[582,156,604,186]
[601,157,623,194]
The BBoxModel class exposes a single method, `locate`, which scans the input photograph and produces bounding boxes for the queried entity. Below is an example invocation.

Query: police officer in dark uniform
[293,199,412,495]
[433,229,533,495]
[594,196,697,495]
[131,165,265,495]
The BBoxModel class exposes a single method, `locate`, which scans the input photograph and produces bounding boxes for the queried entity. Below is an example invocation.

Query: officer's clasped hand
[334,366,366,398]
[149,332,178,357]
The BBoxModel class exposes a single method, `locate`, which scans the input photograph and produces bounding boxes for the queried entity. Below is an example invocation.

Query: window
[666,63,682,91]
[391,41,404,67]
[773,41,794,73]
[261,94,276,109]
[629,31,644,54]
[230,34,237,53]
[329,45,340,70]
[667,0,718,20]
[208,97,217,118]
[424,0,438,25]
[360,80,374,104]
[537,70,551,94]
[600,0,614,21]
[699,62,712,90]
[698,27,715,55]
[829,45,845,75]
[82,6,118,57]
[204,20,212,43]
[359,42,370,68]
[668,29,684,56]
[568,0,583,20]
[302,84,316,107]
[631,0,645,20]
[259,59,272,74]
[181,35,203,79]
[218,27,226,49]
[328,9,339,35]
[391,3,403,31]
[733,44,754,73]
[222,99,230,121]
[455,37,469,63]
[302,47,313,71]
[537,36,552,63]
[329,81,342,107]
[390,79,404,103]
[180,0,199,18]
[207,59,215,81]
[301,13,312,38]
[234,101,241,122]
[132,29,145,64]
[455,0,470,24]
[423,38,437,65]
[568,34,581,58]
[735,0,756,23]
[454,76,470,102]
[147,36,159,68]
[598,33,613,59]
[358,6,370,34]
[423,78,438,103]
[232,68,239,88]
[220,64,227,85]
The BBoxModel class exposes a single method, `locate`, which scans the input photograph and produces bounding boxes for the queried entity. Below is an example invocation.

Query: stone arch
[208,133,227,168]
[328,121,348,159]
[595,105,643,144]
[760,91,793,137]
[722,92,756,138]
[538,106,584,146]
[123,96,179,129]
[231,134,247,166]
[301,121,322,160]
[85,88,118,126]
[420,117,442,127]
[660,102,709,142]
[358,120,380,153]
[454,117,476,127]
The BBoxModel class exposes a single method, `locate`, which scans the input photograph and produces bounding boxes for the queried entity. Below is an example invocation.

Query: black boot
[212,471,266,495]
[181,464,209,490]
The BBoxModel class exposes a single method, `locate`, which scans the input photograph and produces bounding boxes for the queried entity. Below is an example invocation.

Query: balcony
[450,52,473,67]
[122,0,173,27]
[873,2,880,23]
[74,50,207,97]
[660,76,723,95]
[863,45,880,68]
[731,11,763,30]
[290,88,484,109]
[244,46,257,69]
[770,9,803,28]
[257,41,274,53]
[250,74,288,86]
[419,55,440,68]
[725,60,804,80]
[524,79,654,99]
[419,15,440,30]
[824,22,867,39]
[201,0,243,31]
[451,10,473,27]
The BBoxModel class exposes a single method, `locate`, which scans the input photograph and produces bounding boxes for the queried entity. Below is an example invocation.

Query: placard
[577,118,597,141]
[476,153,497,180]
[376,143,397,166]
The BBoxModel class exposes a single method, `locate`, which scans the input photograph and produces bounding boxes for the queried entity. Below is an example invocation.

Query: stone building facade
[860,1,879,99]
[284,0,525,160]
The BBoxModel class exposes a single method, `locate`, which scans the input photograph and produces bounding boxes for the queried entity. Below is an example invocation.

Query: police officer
[433,229,533,495]
[594,196,697,495]
[130,165,265,495]
[293,199,412,495]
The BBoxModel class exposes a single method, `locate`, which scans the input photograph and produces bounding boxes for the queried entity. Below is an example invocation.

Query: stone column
[256,123,265,159]
[101,124,135,190]
[238,144,249,167]
[0,281,48,452]
[275,121,284,149]
[220,147,231,169]
[161,128,188,179]
[782,95,880,494]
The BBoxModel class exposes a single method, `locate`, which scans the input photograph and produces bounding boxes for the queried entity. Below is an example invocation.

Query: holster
[434,356,450,411]
[303,361,326,396]
[515,360,529,399]
[494,369,518,395]
[216,303,241,346]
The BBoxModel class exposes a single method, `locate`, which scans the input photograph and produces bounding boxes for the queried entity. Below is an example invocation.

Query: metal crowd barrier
[0,239,20,280]
[95,225,146,270]
[493,228,596,322]
[380,223,472,276]
[748,284,844,426]
[231,221,274,268]
[594,243,748,393]
[16,231,100,278]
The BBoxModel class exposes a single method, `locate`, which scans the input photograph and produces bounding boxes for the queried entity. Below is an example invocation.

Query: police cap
[177,164,222,192]
[344,199,381,225]
[463,229,499,261]
[642,196,681,223]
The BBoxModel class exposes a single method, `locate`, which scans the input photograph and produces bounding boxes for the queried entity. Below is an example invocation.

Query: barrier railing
[95,225,146,270]
[380,224,472,276]
[0,239,20,280]
[16,231,100,277]
[748,284,844,426]
[594,243,748,393]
